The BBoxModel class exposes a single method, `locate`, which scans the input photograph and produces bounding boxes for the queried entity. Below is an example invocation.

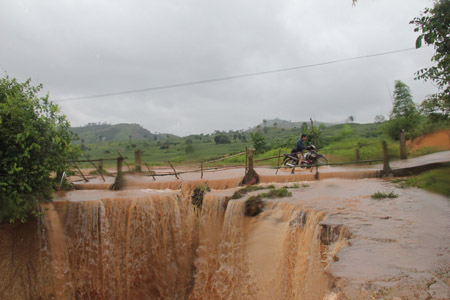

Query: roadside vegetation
[0,76,78,223]
[392,166,450,197]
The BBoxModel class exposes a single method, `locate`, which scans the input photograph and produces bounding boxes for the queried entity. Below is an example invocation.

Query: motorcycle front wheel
[316,156,328,166]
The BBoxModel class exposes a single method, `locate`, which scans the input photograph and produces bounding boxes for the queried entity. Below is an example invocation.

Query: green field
[73,121,445,169]
[72,124,399,167]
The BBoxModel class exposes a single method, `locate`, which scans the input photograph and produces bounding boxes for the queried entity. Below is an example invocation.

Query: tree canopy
[383,80,420,140]
[391,81,418,119]
[0,76,77,223]
[411,0,450,119]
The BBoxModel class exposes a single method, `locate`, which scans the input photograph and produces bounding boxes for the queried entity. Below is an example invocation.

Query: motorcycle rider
[291,134,311,165]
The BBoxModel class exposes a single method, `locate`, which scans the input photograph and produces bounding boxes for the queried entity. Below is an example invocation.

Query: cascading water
[0,185,347,300]
[64,195,198,299]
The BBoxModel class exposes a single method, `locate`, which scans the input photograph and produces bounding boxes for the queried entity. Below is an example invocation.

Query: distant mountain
[70,123,177,143]
[250,118,334,130]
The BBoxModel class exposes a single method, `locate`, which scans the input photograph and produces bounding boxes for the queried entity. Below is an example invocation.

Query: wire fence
[68,138,398,190]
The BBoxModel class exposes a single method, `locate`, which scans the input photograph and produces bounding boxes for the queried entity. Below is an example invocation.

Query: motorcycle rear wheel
[283,158,298,168]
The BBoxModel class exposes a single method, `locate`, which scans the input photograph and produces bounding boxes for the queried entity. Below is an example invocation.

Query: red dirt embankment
[407,129,450,152]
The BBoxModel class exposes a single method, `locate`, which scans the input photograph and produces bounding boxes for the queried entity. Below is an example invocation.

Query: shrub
[191,184,210,208]
[214,134,231,144]
[371,191,398,199]
[0,76,78,223]
[250,132,269,154]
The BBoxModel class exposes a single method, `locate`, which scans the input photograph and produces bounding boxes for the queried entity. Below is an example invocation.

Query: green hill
[251,118,334,130]
[71,123,176,144]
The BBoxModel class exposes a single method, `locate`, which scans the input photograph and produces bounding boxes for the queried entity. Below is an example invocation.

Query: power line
[54,47,419,102]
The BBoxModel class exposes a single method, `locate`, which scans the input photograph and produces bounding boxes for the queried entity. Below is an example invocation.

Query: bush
[250,132,269,154]
[214,134,231,144]
[185,144,195,154]
[0,76,78,223]
[371,191,398,199]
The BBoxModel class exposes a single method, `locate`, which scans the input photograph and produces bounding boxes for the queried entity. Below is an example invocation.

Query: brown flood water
[0,176,449,299]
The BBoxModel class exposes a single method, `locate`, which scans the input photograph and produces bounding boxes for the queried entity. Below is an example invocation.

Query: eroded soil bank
[0,178,449,300]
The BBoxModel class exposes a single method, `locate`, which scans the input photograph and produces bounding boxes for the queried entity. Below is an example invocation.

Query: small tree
[307,123,326,148]
[250,132,269,154]
[383,80,420,140]
[391,81,418,119]
[301,122,308,134]
[374,115,386,124]
[0,76,78,223]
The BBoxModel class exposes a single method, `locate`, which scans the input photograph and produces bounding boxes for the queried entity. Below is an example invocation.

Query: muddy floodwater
[1,175,449,299]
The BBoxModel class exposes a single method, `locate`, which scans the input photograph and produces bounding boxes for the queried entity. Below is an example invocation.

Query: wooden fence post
[276,149,281,174]
[117,156,123,176]
[315,161,319,180]
[355,147,360,162]
[168,161,180,179]
[399,130,407,160]
[144,162,156,181]
[381,141,392,177]
[248,149,254,172]
[111,156,124,190]
[245,147,248,172]
[242,149,259,184]
[98,159,103,171]
[135,149,142,172]
[201,162,204,179]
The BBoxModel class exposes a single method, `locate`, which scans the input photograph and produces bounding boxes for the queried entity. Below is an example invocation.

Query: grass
[259,187,292,198]
[230,184,275,199]
[230,183,304,200]
[409,146,443,158]
[371,191,399,199]
[243,187,294,216]
[393,166,450,197]
[320,137,400,162]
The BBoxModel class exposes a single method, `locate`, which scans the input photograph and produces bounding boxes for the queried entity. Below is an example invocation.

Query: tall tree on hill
[383,80,420,140]
[411,0,450,119]
[391,81,418,119]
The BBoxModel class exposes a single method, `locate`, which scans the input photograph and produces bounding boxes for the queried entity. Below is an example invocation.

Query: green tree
[214,134,231,144]
[307,123,326,148]
[383,80,420,140]
[0,76,77,223]
[250,132,269,154]
[411,0,450,119]
[374,115,386,124]
[391,81,418,119]
[301,122,308,134]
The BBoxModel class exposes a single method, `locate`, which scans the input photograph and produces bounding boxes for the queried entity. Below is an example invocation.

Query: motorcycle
[282,145,328,169]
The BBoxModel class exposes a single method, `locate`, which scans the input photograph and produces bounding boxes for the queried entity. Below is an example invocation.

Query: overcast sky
[1,0,438,136]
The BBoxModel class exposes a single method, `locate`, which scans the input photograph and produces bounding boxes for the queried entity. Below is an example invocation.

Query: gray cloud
[0,0,438,136]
